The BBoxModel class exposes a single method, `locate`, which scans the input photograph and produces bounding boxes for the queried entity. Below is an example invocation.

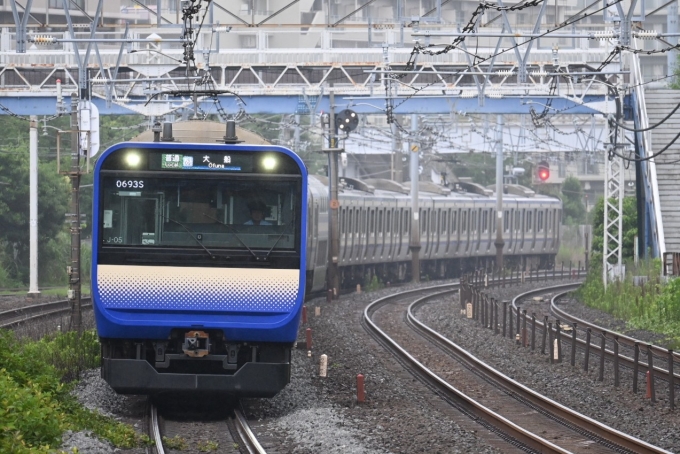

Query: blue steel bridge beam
[0,94,617,116]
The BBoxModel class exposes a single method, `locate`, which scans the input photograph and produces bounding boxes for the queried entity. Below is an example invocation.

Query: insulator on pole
[634,30,658,40]
[31,35,57,45]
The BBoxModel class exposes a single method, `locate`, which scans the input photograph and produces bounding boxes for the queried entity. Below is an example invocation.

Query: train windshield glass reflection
[99,176,301,251]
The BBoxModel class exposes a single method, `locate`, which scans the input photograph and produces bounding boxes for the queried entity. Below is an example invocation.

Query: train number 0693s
[115,180,144,188]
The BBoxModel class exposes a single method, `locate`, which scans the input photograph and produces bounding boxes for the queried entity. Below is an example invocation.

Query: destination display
[155,152,253,172]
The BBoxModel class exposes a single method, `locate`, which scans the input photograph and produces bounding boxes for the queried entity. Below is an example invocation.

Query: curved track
[0,297,92,329]
[363,281,673,454]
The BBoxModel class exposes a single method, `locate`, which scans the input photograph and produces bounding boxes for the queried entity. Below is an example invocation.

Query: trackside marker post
[357,374,365,402]
[315,306,321,316]
[466,303,473,318]
[646,371,652,399]
[319,354,328,377]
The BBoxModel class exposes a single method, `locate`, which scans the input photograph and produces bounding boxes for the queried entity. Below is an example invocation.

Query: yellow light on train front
[262,156,277,171]
[125,153,141,167]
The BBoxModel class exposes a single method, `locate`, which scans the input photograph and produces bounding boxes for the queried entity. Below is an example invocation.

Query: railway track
[363,282,673,453]
[0,297,92,329]
[149,400,265,454]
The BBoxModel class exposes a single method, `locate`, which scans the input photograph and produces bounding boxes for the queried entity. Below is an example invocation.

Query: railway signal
[537,161,550,182]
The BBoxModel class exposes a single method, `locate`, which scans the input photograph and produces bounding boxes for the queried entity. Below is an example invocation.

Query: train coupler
[182,330,210,357]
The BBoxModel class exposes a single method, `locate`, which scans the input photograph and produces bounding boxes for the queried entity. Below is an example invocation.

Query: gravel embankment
[8,278,679,453]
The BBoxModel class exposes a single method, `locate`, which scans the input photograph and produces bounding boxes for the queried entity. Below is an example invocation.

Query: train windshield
[98,175,301,252]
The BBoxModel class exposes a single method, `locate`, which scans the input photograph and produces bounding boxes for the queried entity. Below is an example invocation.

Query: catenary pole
[28,116,40,297]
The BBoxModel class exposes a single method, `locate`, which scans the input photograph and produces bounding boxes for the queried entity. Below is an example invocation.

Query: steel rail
[234,402,267,454]
[363,283,572,454]
[550,290,680,361]
[0,297,92,329]
[512,286,680,380]
[150,403,165,454]
[409,289,673,454]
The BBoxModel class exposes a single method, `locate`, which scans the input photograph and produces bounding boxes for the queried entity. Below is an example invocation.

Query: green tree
[561,176,586,225]
[590,196,637,262]
[0,117,70,283]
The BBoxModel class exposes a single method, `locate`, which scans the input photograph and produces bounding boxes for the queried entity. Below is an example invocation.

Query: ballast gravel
[54,278,680,452]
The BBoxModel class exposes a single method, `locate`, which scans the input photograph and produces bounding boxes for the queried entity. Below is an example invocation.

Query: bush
[576,258,680,345]
[0,331,144,451]
[21,330,100,382]
[0,370,65,452]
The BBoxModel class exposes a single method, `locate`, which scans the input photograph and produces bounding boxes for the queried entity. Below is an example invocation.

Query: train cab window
[98,177,301,256]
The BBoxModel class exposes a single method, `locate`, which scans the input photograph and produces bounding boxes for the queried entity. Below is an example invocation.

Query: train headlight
[262,156,277,171]
[125,153,141,167]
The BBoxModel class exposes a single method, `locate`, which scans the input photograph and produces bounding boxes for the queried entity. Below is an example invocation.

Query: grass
[0,329,148,453]
[576,258,680,348]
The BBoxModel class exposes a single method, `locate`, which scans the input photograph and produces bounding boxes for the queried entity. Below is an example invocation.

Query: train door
[527,209,535,250]
[369,208,376,261]
[122,194,164,245]
[452,208,460,256]
[395,207,403,258]
[462,209,470,254]
[377,208,385,259]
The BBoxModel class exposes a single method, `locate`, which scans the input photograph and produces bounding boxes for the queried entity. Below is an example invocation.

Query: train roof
[131,120,270,145]
[309,175,560,204]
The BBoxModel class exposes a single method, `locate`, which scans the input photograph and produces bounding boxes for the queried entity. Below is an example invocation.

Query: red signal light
[537,161,550,182]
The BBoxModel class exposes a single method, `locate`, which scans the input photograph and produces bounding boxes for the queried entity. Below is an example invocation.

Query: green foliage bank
[0,330,146,452]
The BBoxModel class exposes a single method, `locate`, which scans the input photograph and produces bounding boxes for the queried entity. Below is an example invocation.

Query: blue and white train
[92,136,307,396]
[91,120,561,397]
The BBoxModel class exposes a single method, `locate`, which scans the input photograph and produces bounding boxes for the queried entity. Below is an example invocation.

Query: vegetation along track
[149,400,265,454]
[0,297,92,329]
[363,281,672,453]
[513,285,680,405]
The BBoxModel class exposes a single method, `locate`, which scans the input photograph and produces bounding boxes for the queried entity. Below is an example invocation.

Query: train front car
[92,142,307,396]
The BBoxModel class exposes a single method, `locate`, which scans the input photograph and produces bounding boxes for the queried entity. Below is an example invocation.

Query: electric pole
[409,114,421,282]
[68,93,82,332]
[495,115,505,270]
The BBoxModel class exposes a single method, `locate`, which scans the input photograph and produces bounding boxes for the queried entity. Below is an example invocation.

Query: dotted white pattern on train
[96,265,300,311]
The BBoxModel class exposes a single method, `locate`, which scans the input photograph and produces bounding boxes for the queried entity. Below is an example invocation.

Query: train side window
[471,211,477,232]
[451,210,457,232]
[431,210,436,233]
[537,210,543,232]
[348,209,354,236]
[386,210,391,234]
[370,210,375,235]
[504,210,509,232]
[378,210,383,236]
[461,210,467,232]
[441,210,447,234]
[515,210,521,231]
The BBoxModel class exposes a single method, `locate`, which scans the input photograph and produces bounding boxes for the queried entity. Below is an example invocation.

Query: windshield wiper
[264,230,289,259]
[202,213,262,260]
[162,215,217,260]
